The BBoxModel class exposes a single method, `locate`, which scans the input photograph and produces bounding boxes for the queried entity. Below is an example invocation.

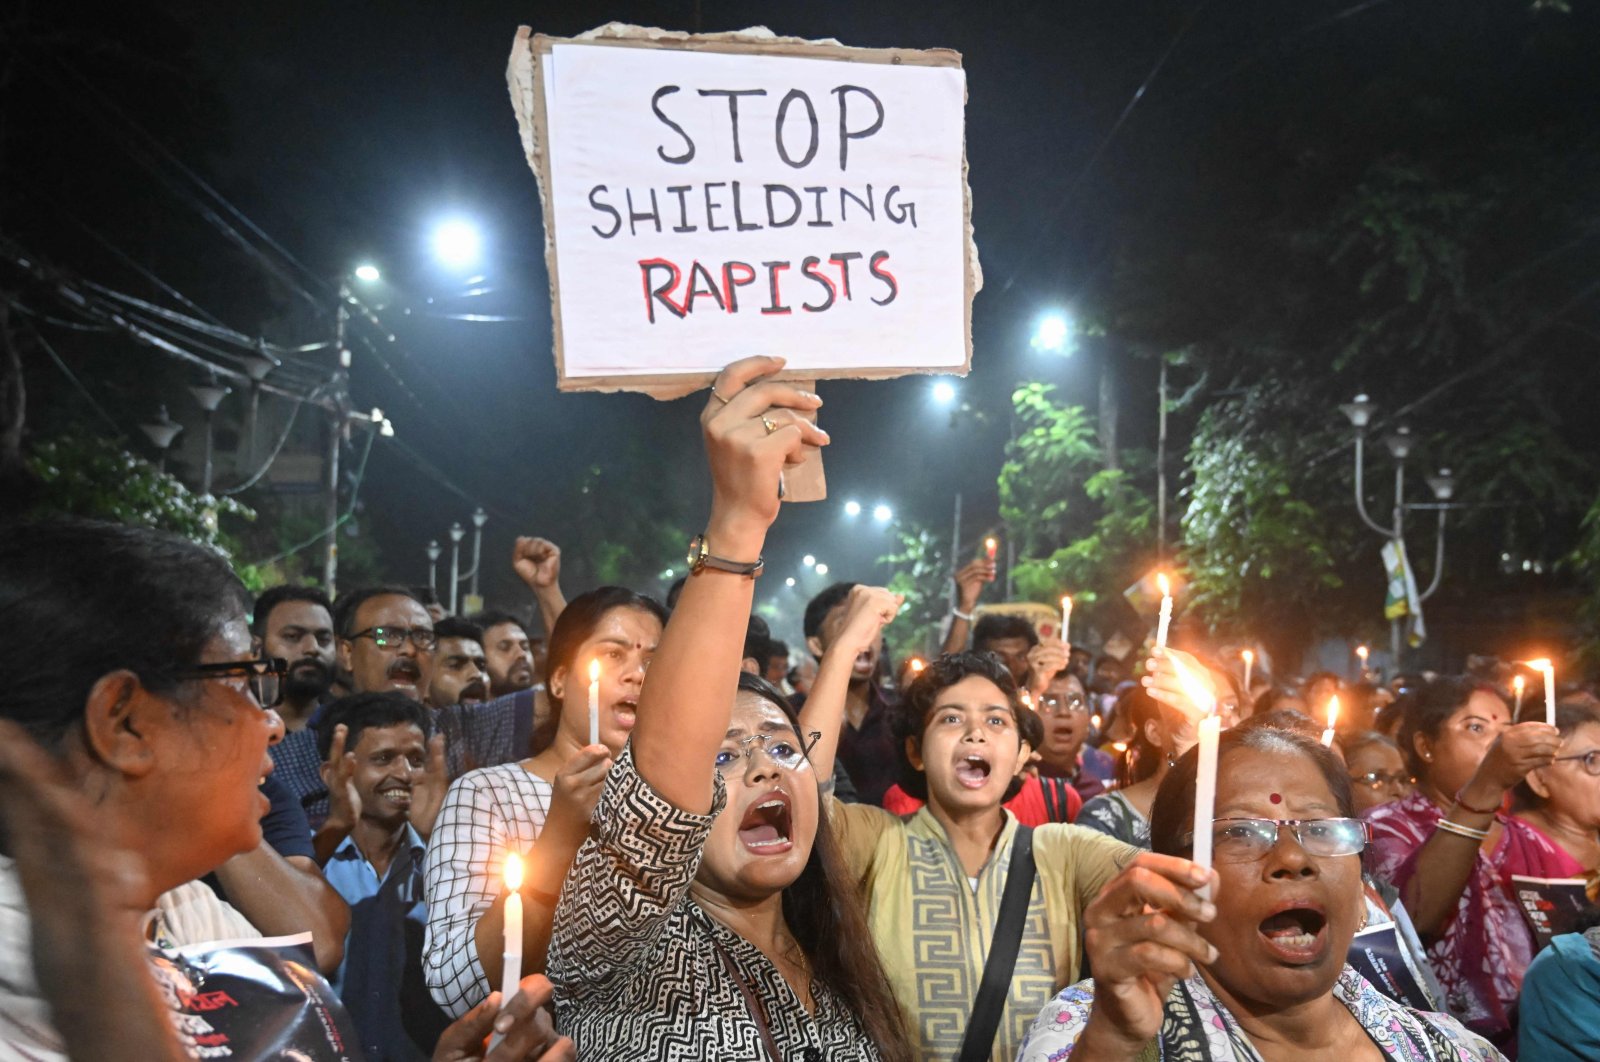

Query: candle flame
[1061,594,1072,608]
[588,658,601,682]
[1157,572,1170,596]
[1326,695,1341,730]
[1091,713,1102,730]
[1513,675,1525,692]
[1241,649,1253,664]
[1524,658,1553,673]
[503,852,524,892]
[1112,742,1128,753]
[1020,691,1033,709]
[1356,645,1369,661]
[1168,652,1216,720]
[909,657,925,673]
[984,536,998,558]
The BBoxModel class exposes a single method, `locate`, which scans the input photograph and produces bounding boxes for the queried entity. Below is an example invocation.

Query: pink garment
[1365,789,1583,1043]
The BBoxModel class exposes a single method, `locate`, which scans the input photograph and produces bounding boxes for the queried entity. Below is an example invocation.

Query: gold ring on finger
[709,386,730,405]
[762,415,779,435]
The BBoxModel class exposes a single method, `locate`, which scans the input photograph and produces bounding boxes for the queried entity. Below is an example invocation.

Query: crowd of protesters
[4,356,1600,1061]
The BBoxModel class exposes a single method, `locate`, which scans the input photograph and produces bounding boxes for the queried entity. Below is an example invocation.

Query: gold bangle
[1436,819,1490,842]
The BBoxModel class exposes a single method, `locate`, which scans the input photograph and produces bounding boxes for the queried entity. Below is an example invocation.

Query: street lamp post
[139,406,182,472]
[1340,395,1455,672]
[448,522,465,615]
[188,379,231,497]
[241,343,278,467]
[427,540,442,598]
[469,507,488,598]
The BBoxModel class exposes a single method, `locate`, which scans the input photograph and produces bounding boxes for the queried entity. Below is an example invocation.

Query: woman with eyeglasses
[1509,703,1600,873]
[1036,667,1118,802]
[1365,676,1565,1050]
[544,357,909,1059]
[0,518,572,1061]
[423,586,667,1017]
[1019,718,1503,1061]
[1342,731,1414,815]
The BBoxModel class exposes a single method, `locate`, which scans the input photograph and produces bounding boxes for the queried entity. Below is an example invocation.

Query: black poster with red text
[157,934,362,1060]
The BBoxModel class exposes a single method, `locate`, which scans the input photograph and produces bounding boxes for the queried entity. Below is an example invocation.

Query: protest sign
[507,23,979,397]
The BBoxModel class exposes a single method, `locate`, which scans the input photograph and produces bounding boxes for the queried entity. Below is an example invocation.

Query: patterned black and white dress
[546,746,882,1060]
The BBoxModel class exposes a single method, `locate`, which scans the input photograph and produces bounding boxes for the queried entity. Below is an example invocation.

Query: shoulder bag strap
[956,825,1037,1062]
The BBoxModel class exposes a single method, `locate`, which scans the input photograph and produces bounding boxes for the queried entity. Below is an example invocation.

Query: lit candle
[909,657,925,675]
[1060,595,1073,645]
[1241,649,1254,696]
[587,658,601,746]
[1355,644,1369,679]
[1512,675,1526,718]
[1155,573,1173,651]
[984,536,998,562]
[1526,659,1556,727]
[1091,713,1102,732]
[489,852,524,1053]
[1321,695,1340,747]
[1169,651,1218,899]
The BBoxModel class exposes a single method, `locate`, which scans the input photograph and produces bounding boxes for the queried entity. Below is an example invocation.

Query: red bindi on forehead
[1269,792,1282,805]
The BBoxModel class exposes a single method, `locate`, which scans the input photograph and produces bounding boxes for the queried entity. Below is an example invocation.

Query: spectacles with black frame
[347,626,439,652]
[166,656,288,709]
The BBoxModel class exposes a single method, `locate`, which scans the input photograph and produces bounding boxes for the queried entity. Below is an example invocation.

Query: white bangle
[951,608,974,622]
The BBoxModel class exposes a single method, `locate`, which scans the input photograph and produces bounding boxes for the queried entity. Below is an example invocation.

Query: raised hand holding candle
[587,658,601,746]
[1321,695,1340,747]
[1155,573,1173,651]
[984,536,999,562]
[1241,649,1254,696]
[1512,675,1526,718]
[1060,595,1073,646]
[1525,659,1556,727]
[489,852,525,1053]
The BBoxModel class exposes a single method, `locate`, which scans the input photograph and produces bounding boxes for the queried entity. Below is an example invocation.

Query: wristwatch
[686,534,764,578]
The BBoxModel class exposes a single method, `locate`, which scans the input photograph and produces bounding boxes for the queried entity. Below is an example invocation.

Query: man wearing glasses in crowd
[271,586,541,832]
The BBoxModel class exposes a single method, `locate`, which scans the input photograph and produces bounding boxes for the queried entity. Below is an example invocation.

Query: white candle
[1193,714,1221,900]
[489,852,524,1053]
[1155,574,1173,651]
[1321,695,1340,747]
[1241,649,1253,698]
[1060,595,1073,646]
[985,536,998,562]
[1524,659,1557,727]
[587,658,601,746]
[1512,675,1526,718]
[1355,644,1369,680]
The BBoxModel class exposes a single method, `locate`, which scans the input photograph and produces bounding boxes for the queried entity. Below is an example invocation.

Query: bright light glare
[785,577,796,587]
[932,380,957,405]
[353,263,381,283]
[873,504,893,523]
[432,219,483,268]
[815,563,830,576]
[844,500,862,517]
[1032,313,1071,353]
[802,554,816,567]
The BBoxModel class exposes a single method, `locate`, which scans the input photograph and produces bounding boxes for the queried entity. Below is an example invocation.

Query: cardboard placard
[507,22,979,400]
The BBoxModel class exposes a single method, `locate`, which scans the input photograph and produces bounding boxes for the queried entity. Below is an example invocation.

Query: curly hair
[890,651,1038,804]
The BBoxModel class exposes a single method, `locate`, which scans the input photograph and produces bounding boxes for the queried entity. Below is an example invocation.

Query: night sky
[10,0,1595,648]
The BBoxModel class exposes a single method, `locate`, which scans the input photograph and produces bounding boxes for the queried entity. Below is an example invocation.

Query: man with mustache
[470,609,537,696]
[253,586,337,731]
[428,616,491,708]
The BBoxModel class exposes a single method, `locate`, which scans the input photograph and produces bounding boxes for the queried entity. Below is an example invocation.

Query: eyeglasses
[348,626,438,651]
[1186,817,1372,864]
[1037,693,1087,716]
[1350,770,1416,790]
[713,731,821,776]
[1552,750,1600,776]
[167,656,287,709]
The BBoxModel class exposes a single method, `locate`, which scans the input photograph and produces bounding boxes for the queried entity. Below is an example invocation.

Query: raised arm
[513,537,568,637]
[940,557,994,655]
[797,584,902,783]
[632,356,827,814]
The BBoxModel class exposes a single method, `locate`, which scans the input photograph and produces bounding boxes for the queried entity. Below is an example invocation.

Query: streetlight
[353,263,382,283]
[432,219,482,269]
[815,562,830,576]
[785,577,796,587]
[803,554,816,567]
[426,540,442,598]
[447,522,465,615]
[1340,395,1454,672]
[188,378,231,497]
[1031,312,1072,354]
[931,379,957,405]
[138,405,182,471]
[469,507,488,599]
[844,500,862,517]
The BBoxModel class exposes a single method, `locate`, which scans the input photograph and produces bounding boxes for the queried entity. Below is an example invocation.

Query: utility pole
[469,507,488,598]
[447,523,465,615]
[322,282,351,595]
[1157,358,1169,561]
[427,540,441,598]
